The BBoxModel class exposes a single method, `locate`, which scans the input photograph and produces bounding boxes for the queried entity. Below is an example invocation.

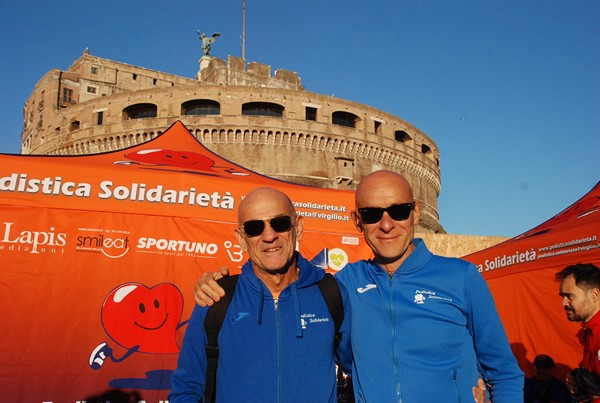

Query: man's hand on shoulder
[194,266,230,307]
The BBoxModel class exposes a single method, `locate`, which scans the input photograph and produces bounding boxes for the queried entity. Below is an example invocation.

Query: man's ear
[412,201,422,226]
[234,228,248,252]
[351,210,363,233]
[294,215,304,242]
[590,287,600,302]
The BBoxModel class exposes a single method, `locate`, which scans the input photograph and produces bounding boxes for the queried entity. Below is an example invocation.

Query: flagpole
[242,0,246,61]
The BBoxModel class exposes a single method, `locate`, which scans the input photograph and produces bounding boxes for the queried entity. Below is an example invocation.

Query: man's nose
[261,223,279,241]
[378,211,396,230]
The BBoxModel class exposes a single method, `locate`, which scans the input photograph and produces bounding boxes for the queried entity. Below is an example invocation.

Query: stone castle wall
[419,233,509,258]
[21,51,444,232]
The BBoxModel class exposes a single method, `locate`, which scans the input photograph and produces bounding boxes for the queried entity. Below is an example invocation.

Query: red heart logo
[125,149,216,171]
[101,283,184,354]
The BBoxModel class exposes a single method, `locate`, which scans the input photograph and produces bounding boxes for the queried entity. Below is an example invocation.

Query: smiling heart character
[125,149,216,171]
[101,282,184,354]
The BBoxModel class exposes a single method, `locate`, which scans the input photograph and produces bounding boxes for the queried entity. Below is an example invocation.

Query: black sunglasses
[242,215,293,237]
[357,202,415,224]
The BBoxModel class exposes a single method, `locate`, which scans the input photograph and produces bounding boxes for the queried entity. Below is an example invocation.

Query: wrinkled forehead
[238,192,294,222]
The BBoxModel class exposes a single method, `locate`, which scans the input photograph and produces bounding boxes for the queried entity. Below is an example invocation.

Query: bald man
[194,171,522,402]
[169,187,352,402]
[336,170,522,402]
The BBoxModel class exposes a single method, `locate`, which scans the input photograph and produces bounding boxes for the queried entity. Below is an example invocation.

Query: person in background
[194,170,523,402]
[524,354,572,403]
[556,263,600,403]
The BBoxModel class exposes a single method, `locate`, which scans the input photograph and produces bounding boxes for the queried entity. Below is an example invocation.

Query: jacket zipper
[275,298,282,403]
[389,274,402,402]
[453,369,459,401]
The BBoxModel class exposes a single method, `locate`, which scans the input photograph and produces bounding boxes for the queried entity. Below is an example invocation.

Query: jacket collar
[239,252,325,337]
[369,238,433,276]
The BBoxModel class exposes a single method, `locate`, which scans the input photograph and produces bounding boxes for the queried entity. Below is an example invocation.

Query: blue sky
[0,0,598,237]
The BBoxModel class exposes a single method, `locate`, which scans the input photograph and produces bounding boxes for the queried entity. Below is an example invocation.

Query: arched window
[70,121,80,132]
[332,111,358,128]
[421,144,432,156]
[182,99,220,115]
[242,102,284,117]
[123,103,157,120]
[394,130,412,143]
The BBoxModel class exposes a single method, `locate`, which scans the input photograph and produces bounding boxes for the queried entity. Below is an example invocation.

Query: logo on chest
[300,313,330,329]
[414,289,453,305]
[230,312,249,324]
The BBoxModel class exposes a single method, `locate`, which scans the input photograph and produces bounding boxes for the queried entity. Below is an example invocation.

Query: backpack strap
[204,275,239,403]
[317,273,344,350]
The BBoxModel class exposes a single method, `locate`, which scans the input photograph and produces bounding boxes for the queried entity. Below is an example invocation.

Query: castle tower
[21,50,444,233]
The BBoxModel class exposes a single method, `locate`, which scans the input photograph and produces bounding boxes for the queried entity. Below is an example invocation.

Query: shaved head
[352,170,420,274]
[355,170,414,208]
[238,187,295,224]
[235,186,303,277]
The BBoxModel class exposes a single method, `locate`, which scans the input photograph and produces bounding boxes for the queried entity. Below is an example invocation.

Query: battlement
[198,55,303,90]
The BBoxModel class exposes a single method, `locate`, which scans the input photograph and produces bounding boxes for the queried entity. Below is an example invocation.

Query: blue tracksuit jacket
[335,238,523,403]
[169,253,352,402]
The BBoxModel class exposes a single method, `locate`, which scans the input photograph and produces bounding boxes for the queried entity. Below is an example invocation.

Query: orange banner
[464,181,600,378]
[0,121,372,402]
